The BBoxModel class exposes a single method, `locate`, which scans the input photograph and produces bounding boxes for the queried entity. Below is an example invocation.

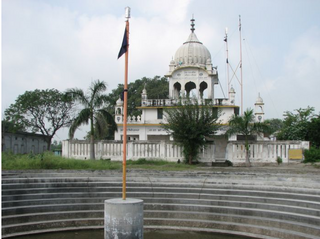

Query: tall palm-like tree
[226,109,270,167]
[66,80,117,159]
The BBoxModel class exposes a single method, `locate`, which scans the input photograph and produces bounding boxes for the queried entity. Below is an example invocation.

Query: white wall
[62,140,309,165]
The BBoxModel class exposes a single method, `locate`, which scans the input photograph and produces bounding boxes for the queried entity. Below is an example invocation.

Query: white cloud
[2,0,320,140]
[261,26,320,118]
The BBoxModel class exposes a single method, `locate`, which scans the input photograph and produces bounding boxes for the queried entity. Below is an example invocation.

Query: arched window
[185,82,196,98]
[173,82,181,99]
[199,81,208,99]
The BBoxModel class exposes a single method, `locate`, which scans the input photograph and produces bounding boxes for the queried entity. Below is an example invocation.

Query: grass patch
[2,152,198,171]
[127,158,196,171]
[2,152,121,170]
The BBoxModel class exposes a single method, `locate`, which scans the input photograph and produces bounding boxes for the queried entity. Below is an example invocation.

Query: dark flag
[118,28,128,59]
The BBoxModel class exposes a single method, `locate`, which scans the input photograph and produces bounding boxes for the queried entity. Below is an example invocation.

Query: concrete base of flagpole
[104,198,144,239]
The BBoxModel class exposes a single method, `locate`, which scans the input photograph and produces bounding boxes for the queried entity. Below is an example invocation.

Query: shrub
[303,147,320,163]
[225,160,233,167]
[276,156,283,165]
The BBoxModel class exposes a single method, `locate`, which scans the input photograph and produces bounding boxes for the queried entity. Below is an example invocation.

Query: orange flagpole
[239,15,243,115]
[122,7,130,200]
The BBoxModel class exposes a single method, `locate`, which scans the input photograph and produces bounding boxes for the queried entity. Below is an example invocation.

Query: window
[157,108,163,119]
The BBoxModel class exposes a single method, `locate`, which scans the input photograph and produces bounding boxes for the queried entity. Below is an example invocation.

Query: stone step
[144,226,278,239]
[3,201,320,227]
[144,218,320,239]
[2,170,320,239]
[3,209,320,237]
[3,176,320,191]
[2,217,319,239]
[3,193,320,210]
[3,186,320,203]
[144,211,320,237]
[3,197,320,216]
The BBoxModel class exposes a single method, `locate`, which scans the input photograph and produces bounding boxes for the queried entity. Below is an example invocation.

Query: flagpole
[239,15,243,115]
[122,7,130,200]
[225,27,230,94]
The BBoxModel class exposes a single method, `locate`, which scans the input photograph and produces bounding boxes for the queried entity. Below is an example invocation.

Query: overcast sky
[2,0,320,141]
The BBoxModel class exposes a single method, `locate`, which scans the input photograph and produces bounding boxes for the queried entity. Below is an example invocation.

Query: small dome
[142,88,147,94]
[174,32,211,66]
[173,19,211,66]
[116,97,123,106]
[229,86,235,94]
[256,93,263,103]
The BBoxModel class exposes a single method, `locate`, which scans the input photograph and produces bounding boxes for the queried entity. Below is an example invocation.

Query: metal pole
[122,7,130,200]
[239,15,243,115]
[225,28,230,94]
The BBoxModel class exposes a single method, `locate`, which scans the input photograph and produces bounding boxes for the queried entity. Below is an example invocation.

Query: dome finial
[190,15,195,33]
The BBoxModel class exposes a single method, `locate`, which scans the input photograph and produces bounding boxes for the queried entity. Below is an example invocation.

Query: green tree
[66,80,117,159]
[264,118,283,135]
[306,115,320,148]
[4,89,74,150]
[226,109,270,167]
[84,116,115,140]
[51,140,62,152]
[2,120,26,133]
[162,99,220,165]
[277,106,315,141]
[106,76,169,116]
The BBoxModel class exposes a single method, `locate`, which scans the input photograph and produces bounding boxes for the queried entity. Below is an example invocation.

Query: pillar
[104,198,144,239]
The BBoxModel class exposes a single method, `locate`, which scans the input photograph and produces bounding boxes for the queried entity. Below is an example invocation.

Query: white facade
[115,18,240,141]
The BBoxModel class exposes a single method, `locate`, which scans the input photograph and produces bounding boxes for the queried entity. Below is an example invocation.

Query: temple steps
[2,170,320,239]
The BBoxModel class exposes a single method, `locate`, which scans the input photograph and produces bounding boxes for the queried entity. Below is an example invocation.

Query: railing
[62,140,215,162]
[62,140,309,164]
[140,98,233,107]
[227,141,309,164]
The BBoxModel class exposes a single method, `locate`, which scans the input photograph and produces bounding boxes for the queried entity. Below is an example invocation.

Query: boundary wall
[62,140,309,165]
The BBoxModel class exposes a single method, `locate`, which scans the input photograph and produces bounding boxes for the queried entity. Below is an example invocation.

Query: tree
[51,140,62,152]
[106,76,169,116]
[264,118,283,135]
[277,106,315,141]
[4,89,74,150]
[162,99,220,165]
[306,115,320,148]
[226,109,270,167]
[66,80,117,159]
[2,120,26,133]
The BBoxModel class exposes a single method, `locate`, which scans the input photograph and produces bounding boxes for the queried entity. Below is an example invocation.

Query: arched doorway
[199,81,208,99]
[185,82,196,98]
[173,82,181,98]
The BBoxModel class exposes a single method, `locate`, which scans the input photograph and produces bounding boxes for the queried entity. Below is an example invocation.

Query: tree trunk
[46,136,53,151]
[245,140,251,167]
[90,114,95,160]
[188,154,192,165]
[90,134,95,160]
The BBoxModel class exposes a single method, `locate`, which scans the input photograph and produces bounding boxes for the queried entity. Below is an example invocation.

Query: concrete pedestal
[104,198,144,239]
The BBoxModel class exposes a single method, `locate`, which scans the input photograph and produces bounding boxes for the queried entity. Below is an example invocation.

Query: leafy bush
[276,156,283,165]
[303,147,320,163]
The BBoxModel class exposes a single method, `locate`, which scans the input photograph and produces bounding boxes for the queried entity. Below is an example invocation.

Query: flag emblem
[118,28,128,59]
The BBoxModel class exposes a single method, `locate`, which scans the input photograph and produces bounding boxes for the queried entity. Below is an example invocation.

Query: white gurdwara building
[114,19,263,141]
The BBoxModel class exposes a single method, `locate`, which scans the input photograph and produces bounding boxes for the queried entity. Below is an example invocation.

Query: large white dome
[174,31,211,66]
